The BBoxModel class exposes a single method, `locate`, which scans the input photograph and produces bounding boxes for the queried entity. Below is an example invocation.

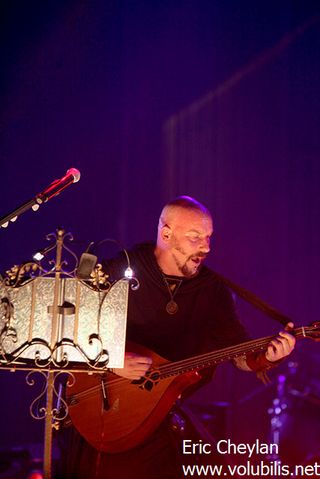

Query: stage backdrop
[0,0,319,468]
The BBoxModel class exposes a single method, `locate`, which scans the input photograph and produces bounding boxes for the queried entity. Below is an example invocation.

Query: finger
[129,359,152,371]
[130,366,152,380]
[270,338,285,351]
[276,335,294,353]
[279,331,296,349]
[129,362,152,373]
[135,356,153,365]
[126,354,152,365]
[267,344,275,356]
[285,322,294,331]
[266,344,278,360]
[268,338,287,359]
[269,335,295,359]
[134,368,151,376]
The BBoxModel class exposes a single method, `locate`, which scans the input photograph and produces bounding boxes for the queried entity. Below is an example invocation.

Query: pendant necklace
[162,276,183,315]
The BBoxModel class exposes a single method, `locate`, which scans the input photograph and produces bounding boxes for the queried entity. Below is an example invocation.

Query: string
[160,326,309,377]
[69,326,309,403]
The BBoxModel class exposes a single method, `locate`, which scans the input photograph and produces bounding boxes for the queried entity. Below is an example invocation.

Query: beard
[180,260,198,277]
[170,235,208,277]
[172,249,207,278]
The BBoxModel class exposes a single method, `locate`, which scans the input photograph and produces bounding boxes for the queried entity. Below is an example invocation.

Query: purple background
[1,0,320,469]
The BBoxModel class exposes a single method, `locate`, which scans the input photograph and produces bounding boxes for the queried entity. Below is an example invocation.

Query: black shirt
[104,242,249,362]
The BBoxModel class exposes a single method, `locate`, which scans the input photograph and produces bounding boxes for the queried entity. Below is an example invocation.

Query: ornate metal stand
[25,370,75,478]
[0,229,136,478]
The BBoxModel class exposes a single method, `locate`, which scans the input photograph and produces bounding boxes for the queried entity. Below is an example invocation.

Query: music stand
[0,229,136,479]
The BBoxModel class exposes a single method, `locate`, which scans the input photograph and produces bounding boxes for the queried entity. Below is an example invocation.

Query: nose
[199,237,211,254]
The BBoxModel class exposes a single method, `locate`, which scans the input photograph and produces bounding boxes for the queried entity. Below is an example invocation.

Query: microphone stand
[0,168,80,229]
[0,197,41,228]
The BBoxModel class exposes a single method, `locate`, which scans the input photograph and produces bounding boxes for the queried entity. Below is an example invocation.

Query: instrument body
[67,344,201,452]
[67,323,320,453]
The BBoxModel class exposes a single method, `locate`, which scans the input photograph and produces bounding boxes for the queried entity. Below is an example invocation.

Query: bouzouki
[66,322,320,453]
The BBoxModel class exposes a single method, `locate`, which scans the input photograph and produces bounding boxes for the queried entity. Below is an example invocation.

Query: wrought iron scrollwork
[26,370,75,422]
[0,228,129,370]
[0,228,132,479]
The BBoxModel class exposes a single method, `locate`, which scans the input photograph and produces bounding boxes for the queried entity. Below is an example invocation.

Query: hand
[265,322,296,362]
[113,352,152,380]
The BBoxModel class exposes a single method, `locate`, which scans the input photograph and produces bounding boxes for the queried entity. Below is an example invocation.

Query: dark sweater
[104,242,250,362]
[62,244,254,479]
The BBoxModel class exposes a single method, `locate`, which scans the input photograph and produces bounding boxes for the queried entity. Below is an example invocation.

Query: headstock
[300,322,320,342]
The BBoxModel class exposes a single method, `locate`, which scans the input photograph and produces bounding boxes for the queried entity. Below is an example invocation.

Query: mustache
[190,252,208,260]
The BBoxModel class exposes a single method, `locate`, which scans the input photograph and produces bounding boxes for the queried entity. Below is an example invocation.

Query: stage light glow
[124,267,134,279]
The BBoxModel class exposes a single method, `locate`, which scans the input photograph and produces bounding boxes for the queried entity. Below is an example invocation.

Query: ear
[161,225,172,243]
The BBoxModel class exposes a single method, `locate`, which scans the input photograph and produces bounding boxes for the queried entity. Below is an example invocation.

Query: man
[64,196,295,479]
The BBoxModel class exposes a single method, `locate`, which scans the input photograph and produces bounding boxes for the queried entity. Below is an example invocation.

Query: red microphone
[36,168,81,203]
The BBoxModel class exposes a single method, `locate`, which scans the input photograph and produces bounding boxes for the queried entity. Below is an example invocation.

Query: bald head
[155,196,213,277]
[158,196,212,232]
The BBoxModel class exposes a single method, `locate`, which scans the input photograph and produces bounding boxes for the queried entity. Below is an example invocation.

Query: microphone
[36,168,81,203]
[76,252,97,280]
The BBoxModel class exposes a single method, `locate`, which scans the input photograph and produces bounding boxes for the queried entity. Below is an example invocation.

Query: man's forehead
[172,209,213,231]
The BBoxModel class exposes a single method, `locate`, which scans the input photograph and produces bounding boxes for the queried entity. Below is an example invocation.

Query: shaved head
[158,196,212,231]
